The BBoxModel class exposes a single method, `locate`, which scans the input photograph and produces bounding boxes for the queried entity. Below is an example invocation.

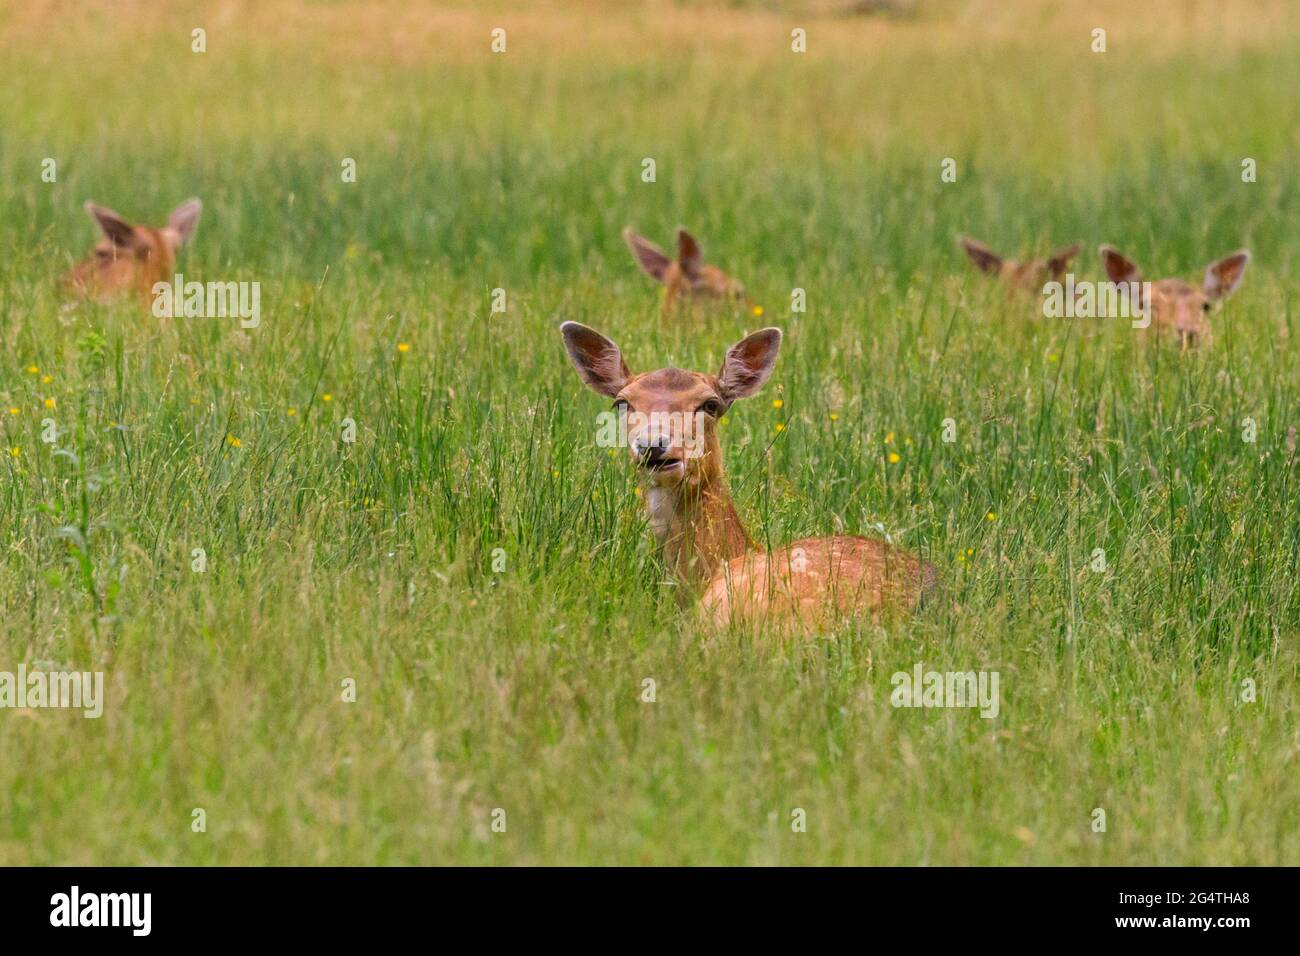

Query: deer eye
[697,398,724,418]
[612,399,632,414]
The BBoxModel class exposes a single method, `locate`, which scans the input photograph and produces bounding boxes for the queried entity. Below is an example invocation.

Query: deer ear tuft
[1203,250,1249,302]
[623,228,671,282]
[1099,245,1142,285]
[85,201,136,247]
[560,322,630,399]
[676,228,703,278]
[958,236,1003,276]
[165,198,203,248]
[719,327,782,401]
[1048,243,1080,274]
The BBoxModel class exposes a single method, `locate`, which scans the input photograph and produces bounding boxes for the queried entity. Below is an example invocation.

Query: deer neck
[644,462,751,592]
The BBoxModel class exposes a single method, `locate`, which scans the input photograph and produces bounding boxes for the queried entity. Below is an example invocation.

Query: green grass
[0,0,1297,865]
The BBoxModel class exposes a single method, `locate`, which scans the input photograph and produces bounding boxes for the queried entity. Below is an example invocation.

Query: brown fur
[560,321,935,633]
[63,199,202,304]
[623,226,745,317]
[702,535,934,630]
[959,236,1080,294]
[1099,245,1249,348]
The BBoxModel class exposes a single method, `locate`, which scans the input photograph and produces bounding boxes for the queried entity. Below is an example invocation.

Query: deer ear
[1048,243,1080,274]
[1100,245,1142,285]
[958,237,1003,276]
[560,322,630,398]
[164,198,203,248]
[676,228,703,278]
[85,201,136,247]
[623,228,671,282]
[1203,250,1249,302]
[719,328,782,401]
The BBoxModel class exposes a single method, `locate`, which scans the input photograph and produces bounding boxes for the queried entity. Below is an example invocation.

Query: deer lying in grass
[560,321,935,631]
[1099,245,1249,349]
[623,226,746,317]
[63,199,202,304]
[958,236,1080,294]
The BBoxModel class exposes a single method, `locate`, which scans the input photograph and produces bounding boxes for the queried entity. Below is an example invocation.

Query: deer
[958,236,1081,294]
[622,226,746,317]
[560,321,936,632]
[1098,245,1249,348]
[62,199,203,304]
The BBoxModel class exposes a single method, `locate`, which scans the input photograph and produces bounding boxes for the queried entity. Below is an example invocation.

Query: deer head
[623,226,746,313]
[63,199,202,302]
[1099,246,1249,348]
[560,321,781,491]
[959,236,1080,293]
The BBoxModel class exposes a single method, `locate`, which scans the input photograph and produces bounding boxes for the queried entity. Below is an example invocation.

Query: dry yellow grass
[6,0,1298,65]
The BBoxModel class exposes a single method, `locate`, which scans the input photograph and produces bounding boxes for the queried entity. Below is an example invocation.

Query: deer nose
[634,435,670,464]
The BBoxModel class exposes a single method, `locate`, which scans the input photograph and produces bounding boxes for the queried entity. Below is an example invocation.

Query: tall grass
[0,0,1296,864]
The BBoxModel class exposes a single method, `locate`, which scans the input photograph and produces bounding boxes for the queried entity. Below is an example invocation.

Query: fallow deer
[959,236,1080,294]
[623,226,745,317]
[63,199,203,304]
[1099,245,1249,348]
[560,321,936,632]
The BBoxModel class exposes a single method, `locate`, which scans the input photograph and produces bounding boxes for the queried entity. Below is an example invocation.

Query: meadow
[0,0,1297,865]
